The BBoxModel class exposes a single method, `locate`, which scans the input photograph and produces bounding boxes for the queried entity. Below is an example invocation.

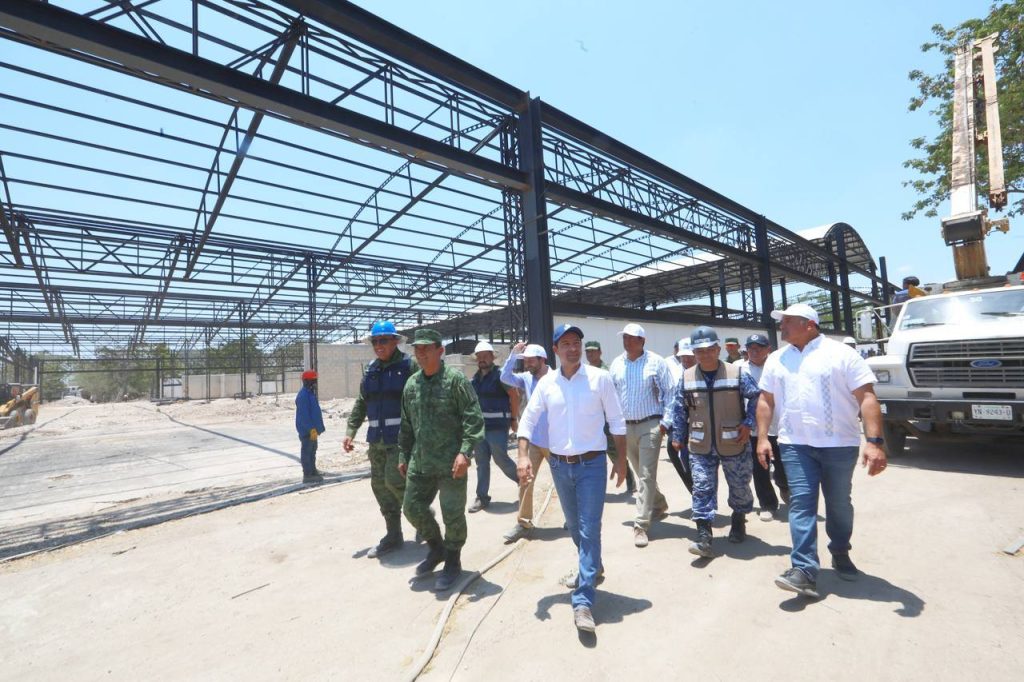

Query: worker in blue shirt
[296,369,326,484]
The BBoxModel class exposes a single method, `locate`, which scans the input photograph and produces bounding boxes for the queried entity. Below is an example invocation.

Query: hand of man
[862,442,887,476]
[398,462,408,478]
[659,423,668,435]
[511,341,527,355]
[452,453,470,479]
[610,455,627,487]
[671,440,683,451]
[517,457,533,484]
[736,424,751,446]
[342,436,354,453]
[510,418,519,434]
[309,428,318,441]
[755,438,772,470]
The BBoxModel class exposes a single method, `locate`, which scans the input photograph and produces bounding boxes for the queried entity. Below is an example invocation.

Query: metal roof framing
[0,0,893,366]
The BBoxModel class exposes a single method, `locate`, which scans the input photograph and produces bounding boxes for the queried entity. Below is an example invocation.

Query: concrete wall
[304,343,376,400]
[185,373,260,399]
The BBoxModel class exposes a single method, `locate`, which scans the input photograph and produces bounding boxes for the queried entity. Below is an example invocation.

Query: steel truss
[0,0,892,366]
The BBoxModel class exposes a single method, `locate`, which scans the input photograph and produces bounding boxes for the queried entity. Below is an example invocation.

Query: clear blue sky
[357,0,1021,286]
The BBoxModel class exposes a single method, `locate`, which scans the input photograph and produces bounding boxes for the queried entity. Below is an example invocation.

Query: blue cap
[690,326,719,349]
[745,333,770,347]
[370,320,398,337]
[552,323,584,344]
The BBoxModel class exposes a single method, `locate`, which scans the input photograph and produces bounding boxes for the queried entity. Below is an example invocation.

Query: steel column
[518,97,552,353]
[754,215,777,346]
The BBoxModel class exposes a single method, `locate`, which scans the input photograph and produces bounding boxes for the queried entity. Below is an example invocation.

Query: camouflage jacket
[399,362,484,472]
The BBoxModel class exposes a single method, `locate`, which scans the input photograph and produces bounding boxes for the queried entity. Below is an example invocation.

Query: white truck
[866,278,1024,455]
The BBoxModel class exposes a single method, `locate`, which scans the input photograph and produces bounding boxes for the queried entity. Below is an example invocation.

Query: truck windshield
[899,289,1024,329]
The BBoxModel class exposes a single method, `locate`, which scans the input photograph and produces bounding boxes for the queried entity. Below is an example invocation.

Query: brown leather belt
[625,414,662,425]
[549,450,603,464]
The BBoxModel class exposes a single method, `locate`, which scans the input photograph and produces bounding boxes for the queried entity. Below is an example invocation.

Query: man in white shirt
[608,322,676,548]
[756,303,887,599]
[737,333,789,520]
[499,342,550,543]
[517,323,627,633]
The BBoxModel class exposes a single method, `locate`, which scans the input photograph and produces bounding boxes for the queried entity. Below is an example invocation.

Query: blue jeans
[474,429,517,503]
[548,452,607,609]
[780,444,858,580]
[299,436,318,476]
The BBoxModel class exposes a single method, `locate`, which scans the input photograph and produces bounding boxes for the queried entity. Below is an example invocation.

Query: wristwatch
[865,436,884,445]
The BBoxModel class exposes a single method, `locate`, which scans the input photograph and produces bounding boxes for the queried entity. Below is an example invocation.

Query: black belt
[549,451,603,464]
[625,414,661,425]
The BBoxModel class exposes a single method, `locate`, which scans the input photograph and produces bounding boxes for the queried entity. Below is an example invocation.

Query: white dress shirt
[608,350,675,421]
[758,336,876,448]
[518,364,626,455]
[738,360,779,437]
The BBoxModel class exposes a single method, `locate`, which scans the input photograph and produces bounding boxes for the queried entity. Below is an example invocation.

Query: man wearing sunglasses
[345,320,419,559]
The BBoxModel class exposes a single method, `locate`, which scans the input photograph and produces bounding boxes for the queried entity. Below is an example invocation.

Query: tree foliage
[904,1,1024,219]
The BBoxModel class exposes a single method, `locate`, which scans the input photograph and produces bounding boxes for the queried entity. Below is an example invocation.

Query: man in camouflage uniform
[344,320,417,559]
[399,329,485,591]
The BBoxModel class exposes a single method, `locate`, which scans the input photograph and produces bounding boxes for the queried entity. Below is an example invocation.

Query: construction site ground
[1,398,1021,681]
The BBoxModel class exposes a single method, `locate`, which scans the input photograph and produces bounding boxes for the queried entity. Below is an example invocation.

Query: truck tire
[883,421,907,457]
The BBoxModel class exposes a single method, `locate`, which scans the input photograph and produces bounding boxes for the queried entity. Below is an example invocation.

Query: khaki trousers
[626,418,667,529]
[517,444,549,527]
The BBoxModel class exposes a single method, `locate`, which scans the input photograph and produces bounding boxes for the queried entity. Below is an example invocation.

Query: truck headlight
[874,369,891,383]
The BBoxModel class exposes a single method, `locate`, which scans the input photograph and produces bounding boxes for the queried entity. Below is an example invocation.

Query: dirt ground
[1,400,1022,680]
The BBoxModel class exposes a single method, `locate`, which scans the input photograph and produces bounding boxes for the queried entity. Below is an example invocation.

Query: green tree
[904,1,1024,219]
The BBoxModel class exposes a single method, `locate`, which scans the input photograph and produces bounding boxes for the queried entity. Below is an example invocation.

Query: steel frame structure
[0,0,893,367]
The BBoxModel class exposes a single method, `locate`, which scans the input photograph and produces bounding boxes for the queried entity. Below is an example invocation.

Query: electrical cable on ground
[402,483,556,682]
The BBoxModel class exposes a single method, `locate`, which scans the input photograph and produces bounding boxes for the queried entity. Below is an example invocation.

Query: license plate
[971,404,1013,421]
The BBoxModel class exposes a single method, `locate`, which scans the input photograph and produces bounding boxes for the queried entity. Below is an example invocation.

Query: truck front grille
[908,340,1024,387]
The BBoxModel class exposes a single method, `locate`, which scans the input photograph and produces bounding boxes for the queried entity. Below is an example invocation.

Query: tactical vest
[364,355,413,444]
[682,362,746,456]
[472,367,511,431]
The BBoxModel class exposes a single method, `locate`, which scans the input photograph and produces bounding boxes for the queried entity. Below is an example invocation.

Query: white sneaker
[758,509,776,522]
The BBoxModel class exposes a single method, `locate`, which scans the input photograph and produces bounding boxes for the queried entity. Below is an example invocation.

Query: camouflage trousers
[403,467,468,551]
[368,442,405,522]
[689,447,754,521]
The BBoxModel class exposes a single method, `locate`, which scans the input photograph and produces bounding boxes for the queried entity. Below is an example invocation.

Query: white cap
[769,303,820,325]
[616,322,646,338]
[842,336,857,346]
[676,338,693,357]
[473,341,495,355]
[518,343,548,359]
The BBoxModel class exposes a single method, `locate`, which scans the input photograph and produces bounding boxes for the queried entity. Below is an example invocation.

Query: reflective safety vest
[682,362,746,456]
[364,355,413,444]
[472,367,511,431]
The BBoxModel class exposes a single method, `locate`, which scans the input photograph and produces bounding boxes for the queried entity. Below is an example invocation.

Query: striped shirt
[608,350,676,421]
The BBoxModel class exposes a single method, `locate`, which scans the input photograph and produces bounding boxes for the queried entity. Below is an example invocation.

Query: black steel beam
[754,215,777,346]
[277,0,525,111]
[835,225,855,335]
[551,301,765,330]
[0,0,528,191]
[518,97,553,351]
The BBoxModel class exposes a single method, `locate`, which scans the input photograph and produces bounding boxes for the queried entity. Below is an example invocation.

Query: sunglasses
[370,337,393,346]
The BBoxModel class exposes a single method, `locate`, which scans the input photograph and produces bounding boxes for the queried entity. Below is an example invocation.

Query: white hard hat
[616,322,646,338]
[518,344,548,359]
[473,341,495,355]
[842,337,857,346]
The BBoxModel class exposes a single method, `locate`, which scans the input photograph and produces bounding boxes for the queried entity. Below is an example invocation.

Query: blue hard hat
[690,326,720,349]
[370,320,398,337]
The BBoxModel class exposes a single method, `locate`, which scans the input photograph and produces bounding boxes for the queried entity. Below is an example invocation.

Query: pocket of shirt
[720,423,741,441]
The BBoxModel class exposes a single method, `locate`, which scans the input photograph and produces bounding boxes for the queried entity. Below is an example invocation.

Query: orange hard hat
[301,369,318,381]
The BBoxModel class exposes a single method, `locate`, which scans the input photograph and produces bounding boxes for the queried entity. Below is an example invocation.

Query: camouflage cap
[584,340,601,350]
[724,337,740,345]
[410,328,442,345]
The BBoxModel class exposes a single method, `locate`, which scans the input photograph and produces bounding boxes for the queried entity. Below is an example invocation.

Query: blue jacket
[295,385,325,437]
[472,367,511,431]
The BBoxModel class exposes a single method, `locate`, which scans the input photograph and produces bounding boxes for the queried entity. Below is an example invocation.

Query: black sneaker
[774,567,820,598]
[831,553,860,581]
[728,512,746,543]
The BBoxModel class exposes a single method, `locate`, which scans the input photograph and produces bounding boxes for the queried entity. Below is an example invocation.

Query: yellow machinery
[0,385,40,429]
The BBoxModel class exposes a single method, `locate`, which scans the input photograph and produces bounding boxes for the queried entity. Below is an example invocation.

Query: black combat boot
[367,516,404,559]
[728,511,747,543]
[433,549,463,592]
[415,538,445,576]
[689,519,713,557]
